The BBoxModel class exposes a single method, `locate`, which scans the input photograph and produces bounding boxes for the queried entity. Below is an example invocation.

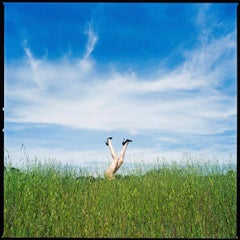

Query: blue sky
[4,3,237,174]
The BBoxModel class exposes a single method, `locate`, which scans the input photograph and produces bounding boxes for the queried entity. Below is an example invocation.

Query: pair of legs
[104,137,132,179]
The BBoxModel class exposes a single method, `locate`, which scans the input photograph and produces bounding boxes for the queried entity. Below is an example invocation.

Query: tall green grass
[3,159,236,238]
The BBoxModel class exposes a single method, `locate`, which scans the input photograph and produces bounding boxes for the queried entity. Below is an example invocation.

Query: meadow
[3,159,237,238]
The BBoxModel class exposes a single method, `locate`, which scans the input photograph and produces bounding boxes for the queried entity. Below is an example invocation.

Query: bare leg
[107,138,118,160]
[105,138,118,179]
[114,141,129,174]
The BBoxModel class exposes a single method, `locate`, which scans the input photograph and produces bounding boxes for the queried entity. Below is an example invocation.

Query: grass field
[3,159,237,238]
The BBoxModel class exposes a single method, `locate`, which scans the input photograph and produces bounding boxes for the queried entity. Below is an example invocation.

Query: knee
[118,157,124,165]
[111,153,118,160]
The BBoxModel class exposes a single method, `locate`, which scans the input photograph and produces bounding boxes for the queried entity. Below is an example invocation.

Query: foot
[122,139,132,145]
[105,137,113,146]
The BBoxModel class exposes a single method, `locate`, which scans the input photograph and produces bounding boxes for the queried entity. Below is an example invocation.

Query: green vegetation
[3,160,236,238]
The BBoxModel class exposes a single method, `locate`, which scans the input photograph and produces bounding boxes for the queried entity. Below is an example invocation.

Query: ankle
[122,139,132,145]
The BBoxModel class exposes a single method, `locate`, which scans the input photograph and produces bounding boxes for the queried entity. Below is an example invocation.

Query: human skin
[104,138,131,179]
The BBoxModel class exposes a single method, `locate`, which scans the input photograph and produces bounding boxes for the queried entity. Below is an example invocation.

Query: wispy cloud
[78,22,98,72]
[22,40,45,89]
[195,3,212,44]
[4,4,236,169]
[5,28,236,136]
[83,22,98,59]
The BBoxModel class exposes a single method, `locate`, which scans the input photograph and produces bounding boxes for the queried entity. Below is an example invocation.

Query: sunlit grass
[3,157,236,238]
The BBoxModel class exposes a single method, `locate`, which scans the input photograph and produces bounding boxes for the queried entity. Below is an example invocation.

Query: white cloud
[23,45,45,89]
[77,22,98,73]
[195,4,212,44]
[83,22,98,59]
[2,5,237,171]
[5,28,236,137]
[4,7,236,171]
